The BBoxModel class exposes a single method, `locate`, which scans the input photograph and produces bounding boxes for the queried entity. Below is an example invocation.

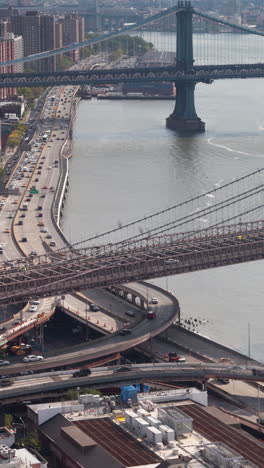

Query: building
[11,11,55,72]
[62,14,85,62]
[28,387,264,467]
[0,445,47,468]
[0,32,23,99]
[39,413,163,468]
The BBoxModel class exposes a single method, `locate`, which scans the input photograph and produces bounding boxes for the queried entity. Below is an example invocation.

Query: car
[46,234,52,239]
[89,303,99,312]
[114,366,131,373]
[38,222,45,227]
[0,379,13,387]
[43,186,48,189]
[47,166,52,170]
[18,220,23,225]
[49,240,56,247]
[40,194,45,198]
[166,353,186,362]
[35,178,39,182]
[7,214,13,219]
[21,237,27,242]
[0,360,9,366]
[29,305,38,312]
[20,213,26,218]
[40,227,47,233]
[73,368,91,378]
[150,297,158,304]
[217,378,229,385]
[23,355,44,362]
[4,229,10,233]
[30,251,37,256]
[38,213,43,218]
[119,328,132,336]
[30,300,40,305]
[177,357,186,362]
[125,310,135,317]
[37,171,41,175]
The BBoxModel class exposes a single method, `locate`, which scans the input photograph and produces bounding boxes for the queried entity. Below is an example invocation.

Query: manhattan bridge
[1,1,264,130]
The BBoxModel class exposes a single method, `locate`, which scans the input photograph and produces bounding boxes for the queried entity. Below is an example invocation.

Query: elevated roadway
[0,363,263,401]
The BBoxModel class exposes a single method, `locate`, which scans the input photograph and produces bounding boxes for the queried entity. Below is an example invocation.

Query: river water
[62,51,264,361]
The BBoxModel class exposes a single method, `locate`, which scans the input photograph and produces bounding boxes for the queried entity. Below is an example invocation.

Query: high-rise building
[11,11,55,71]
[0,32,23,99]
[63,14,85,62]
[39,14,55,72]
[0,20,8,37]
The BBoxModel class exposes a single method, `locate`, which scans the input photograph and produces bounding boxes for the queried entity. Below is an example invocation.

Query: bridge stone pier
[166,1,205,132]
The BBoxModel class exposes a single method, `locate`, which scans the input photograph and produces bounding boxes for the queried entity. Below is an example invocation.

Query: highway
[0,363,263,401]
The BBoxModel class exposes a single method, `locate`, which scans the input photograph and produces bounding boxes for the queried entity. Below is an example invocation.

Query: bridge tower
[166,1,205,132]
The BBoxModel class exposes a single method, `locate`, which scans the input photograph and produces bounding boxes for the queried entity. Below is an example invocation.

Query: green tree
[65,388,78,400]
[4,414,13,428]
[21,431,40,451]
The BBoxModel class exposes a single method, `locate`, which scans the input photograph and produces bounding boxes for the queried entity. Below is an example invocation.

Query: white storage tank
[137,408,149,418]
[124,410,138,428]
[146,426,162,446]
[145,416,162,427]
[135,417,149,437]
[159,424,175,444]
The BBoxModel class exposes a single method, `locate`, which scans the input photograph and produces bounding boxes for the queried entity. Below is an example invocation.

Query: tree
[4,414,13,428]
[21,431,40,451]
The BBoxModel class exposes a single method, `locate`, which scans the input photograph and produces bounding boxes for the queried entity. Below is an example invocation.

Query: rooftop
[74,417,162,467]
[40,413,162,468]
[180,403,264,466]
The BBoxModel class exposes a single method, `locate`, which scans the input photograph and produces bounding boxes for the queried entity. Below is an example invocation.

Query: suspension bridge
[0,167,263,305]
[1,2,264,130]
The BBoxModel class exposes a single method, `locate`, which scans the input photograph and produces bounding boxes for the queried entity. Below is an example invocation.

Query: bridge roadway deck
[0,363,263,401]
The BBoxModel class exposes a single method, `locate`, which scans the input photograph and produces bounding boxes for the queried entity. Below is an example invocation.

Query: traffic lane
[16,143,63,255]
[127,281,171,308]
[0,195,21,260]
[83,288,145,321]
[142,337,202,364]
[64,294,121,331]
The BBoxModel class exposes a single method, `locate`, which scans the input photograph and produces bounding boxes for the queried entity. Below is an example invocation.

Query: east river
[62,73,264,361]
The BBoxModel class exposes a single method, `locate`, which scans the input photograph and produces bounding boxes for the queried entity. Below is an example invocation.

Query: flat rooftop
[180,403,264,466]
[74,417,162,467]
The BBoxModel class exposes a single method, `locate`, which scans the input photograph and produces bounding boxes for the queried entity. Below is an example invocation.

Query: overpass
[0,363,263,401]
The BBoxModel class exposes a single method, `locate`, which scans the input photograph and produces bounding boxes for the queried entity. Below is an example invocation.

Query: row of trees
[7,122,27,148]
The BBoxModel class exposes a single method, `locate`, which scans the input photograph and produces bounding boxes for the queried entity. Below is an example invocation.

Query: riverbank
[97,95,175,100]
